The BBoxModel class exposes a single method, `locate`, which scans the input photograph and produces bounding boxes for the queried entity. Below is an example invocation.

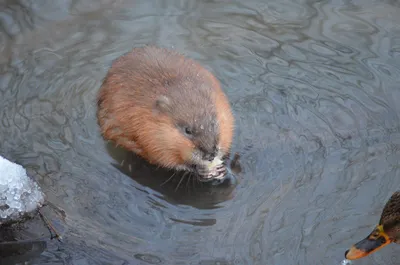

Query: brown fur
[96,46,234,170]
[204,68,234,155]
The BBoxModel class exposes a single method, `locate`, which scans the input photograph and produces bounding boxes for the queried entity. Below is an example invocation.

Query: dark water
[1,0,400,264]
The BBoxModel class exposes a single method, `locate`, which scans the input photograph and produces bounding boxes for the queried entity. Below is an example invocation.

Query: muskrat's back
[97,46,234,178]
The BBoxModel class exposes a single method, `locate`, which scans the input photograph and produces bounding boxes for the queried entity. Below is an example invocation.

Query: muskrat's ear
[153,95,171,114]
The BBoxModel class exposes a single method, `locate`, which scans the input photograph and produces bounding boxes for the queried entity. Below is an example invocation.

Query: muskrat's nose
[203,153,215,161]
[202,146,217,161]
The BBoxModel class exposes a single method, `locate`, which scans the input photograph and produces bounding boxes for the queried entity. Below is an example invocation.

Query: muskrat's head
[153,86,228,182]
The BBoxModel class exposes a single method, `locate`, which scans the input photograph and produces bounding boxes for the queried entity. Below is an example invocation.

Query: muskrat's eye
[178,123,195,137]
[184,127,193,135]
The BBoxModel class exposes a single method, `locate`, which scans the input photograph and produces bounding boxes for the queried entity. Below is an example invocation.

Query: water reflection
[106,142,238,211]
[0,0,400,264]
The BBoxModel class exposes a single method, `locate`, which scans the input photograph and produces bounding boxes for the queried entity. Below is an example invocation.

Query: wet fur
[96,46,234,171]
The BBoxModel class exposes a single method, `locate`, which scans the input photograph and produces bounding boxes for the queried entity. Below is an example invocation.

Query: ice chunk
[0,155,45,225]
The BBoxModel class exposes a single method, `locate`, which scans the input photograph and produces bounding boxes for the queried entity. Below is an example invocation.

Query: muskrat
[96,46,234,181]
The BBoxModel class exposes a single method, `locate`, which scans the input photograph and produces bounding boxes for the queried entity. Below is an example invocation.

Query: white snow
[0,155,45,225]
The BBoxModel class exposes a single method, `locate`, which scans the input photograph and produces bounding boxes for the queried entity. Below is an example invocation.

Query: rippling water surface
[1,0,400,264]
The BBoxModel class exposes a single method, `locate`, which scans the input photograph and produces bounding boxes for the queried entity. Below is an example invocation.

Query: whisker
[196,175,204,187]
[192,173,196,189]
[175,172,188,191]
[186,173,196,191]
[161,172,176,186]
[186,173,191,189]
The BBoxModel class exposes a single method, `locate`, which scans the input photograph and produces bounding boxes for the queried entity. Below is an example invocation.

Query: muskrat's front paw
[197,164,227,182]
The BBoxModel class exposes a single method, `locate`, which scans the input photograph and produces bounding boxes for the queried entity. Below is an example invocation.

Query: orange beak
[345,225,392,260]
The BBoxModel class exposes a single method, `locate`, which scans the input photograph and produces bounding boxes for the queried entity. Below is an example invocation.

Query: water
[341,259,352,265]
[0,0,400,264]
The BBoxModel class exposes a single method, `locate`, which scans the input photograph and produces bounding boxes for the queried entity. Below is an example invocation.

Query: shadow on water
[0,239,47,265]
[105,142,240,211]
[0,0,400,264]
